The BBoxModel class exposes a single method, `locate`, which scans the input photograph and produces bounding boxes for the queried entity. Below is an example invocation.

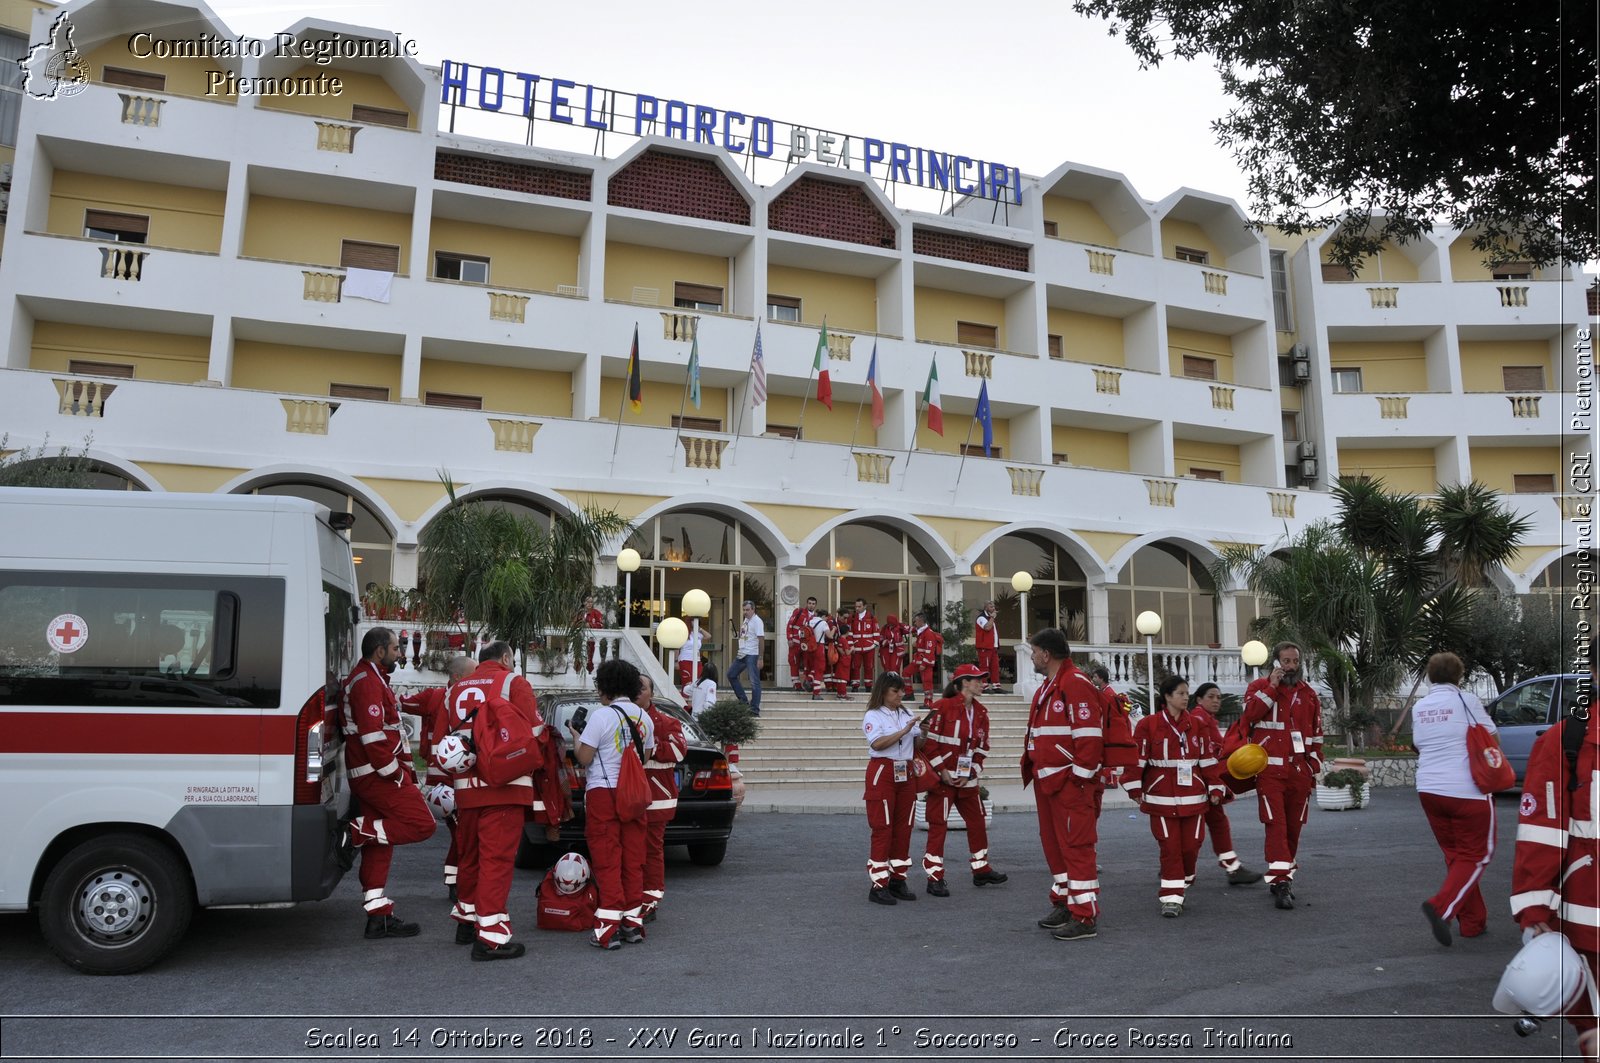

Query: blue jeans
[728,653,761,711]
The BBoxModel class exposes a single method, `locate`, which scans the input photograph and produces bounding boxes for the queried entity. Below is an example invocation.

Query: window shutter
[330,383,390,402]
[424,391,483,410]
[671,415,723,432]
[84,210,149,236]
[1513,474,1555,494]
[68,359,135,378]
[1182,355,1217,380]
[340,240,401,271]
[1043,220,1058,238]
[960,443,1002,458]
[1502,365,1545,392]
[1321,262,1355,282]
[673,282,724,308]
[1189,468,1224,481]
[1047,334,1064,360]
[351,104,409,128]
[956,321,998,348]
[102,66,166,91]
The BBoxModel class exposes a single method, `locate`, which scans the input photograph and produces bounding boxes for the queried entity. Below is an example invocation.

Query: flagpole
[608,330,633,473]
[847,364,868,455]
[670,323,696,471]
[792,316,824,459]
[952,415,977,495]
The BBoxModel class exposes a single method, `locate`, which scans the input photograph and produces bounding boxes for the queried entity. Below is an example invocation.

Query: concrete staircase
[735,689,1033,790]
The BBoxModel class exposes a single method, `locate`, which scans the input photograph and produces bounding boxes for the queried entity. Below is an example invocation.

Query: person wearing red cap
[921,663,1008,895]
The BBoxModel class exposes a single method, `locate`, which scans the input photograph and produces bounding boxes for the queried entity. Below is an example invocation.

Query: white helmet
[1493,931,1597,1018]
[553,852,591,895]
[435,734,476,774]
[424,783,456,818]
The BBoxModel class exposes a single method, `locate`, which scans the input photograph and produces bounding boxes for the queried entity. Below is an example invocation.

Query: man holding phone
[1239,641,1324,910]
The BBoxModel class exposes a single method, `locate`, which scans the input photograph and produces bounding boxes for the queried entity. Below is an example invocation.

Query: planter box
[1316,783,1371,811]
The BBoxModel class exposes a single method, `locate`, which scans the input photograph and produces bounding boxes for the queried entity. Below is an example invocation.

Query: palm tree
[1219,476,1532,743]
[418,476,632,673]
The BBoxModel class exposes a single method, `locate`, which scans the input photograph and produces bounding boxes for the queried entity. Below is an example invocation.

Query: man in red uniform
[1239,641,1324,909]
[848,598,880,692]
[922,663,1008,895]
[974,600,1001,693]
[879,614,908,676]
[830,608,854,699]
[444,640,547,960]
[1510,658,1598,1059]
[399,655,477,901]
[786,598,816,690]
[1021,627,1104,941]
[1187,681,1264,885]
[341,627,436,939]
[638,674,687,923]
[580,596,606,677]
[804,608,831,701]
[909,612,943,705]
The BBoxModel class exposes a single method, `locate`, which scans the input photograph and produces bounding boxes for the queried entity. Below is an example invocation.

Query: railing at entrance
[356,618,665,694]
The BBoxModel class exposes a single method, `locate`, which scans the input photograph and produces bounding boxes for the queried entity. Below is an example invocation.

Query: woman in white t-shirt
[572,659,656,951]
[683,661,720,718]
[862,671,925,906]
[1411,651,1496,946]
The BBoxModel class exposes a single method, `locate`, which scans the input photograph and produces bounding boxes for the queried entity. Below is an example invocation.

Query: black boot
[470,940,526,961]
[364,914,420,939]
[454,921,475,945]
[887,879,917,902]
[1271,882,1295,910]
[973,869,1009,886]
[869,887,897,905]
[926,878,950,897]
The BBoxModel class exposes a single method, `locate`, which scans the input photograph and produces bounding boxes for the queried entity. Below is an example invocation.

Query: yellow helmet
[1227,742,1269,780]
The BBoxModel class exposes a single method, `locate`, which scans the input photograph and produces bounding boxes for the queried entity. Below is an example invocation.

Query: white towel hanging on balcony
[342,267,392,303]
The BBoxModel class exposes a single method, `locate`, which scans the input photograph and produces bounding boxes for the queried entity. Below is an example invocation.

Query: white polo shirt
[862,706,920,760]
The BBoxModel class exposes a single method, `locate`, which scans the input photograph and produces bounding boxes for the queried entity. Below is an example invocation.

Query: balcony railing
[1093,368,1121,394]
[1086,249,1115,275]
[853,452,893,483]
[54,378,115,417]
[1367,287,1399,309]
[1497,285,1530,308]
[118,93,163,127]
[315,122,357,153]
[1201,270,1228,295]
[100,246,147,281]
[488,292,529,323]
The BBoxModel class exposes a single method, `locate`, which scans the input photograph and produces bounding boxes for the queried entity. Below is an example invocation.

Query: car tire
[687,841,727,867]
[39,833,194,976]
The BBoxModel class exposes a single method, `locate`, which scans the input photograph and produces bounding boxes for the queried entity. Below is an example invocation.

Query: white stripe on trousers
[476,912,511,945]
[1437,795,1496,922]
[362,887,390,913]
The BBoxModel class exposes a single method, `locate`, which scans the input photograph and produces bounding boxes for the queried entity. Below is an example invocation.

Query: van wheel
[687,841,727,867]
[39,834,193,975]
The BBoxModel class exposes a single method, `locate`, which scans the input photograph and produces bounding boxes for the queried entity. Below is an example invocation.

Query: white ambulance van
[0,488,359,973]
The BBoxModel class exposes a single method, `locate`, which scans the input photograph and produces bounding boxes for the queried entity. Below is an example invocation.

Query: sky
[200,0,1253,212]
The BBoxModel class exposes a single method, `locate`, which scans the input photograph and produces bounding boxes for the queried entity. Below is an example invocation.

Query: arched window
[963,533,1088,643]
[1524,555,1584,622]
[1108,543,1217,646]
[622,509,780,677]
[251,482,393,586]
[802,521,941,628]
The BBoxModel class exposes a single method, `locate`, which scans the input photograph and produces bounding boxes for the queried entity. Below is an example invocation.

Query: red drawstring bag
[611,706,651,822]
[1458,692,1516,793]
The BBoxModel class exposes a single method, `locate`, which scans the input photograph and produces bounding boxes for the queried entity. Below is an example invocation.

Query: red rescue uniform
[786,607,812,689]
[848,609,880,690]
[641,703,688,919]
[1021,660,1104,922]
[863,705,921,889]
[1188,704,1247,874]
[399,685,458,889]
[910,624,943,702]
[443,661,546,949]
[1511,711,1600,1042]
[340,660,436,918]
[879,618,908,675]
[921,695,997,879]
[974,611,1000,688]
[1125,709,1224,908]
[1240,676,1324,885]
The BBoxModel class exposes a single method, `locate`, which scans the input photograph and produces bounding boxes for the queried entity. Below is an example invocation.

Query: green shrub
[697,698,761,747]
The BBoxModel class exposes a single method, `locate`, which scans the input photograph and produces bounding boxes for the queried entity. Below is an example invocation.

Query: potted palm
[1316,767,1371,810]
[696,698,761,807]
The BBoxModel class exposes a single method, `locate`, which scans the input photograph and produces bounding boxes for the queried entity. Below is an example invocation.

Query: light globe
[616,547,641,574]
[682,589,711,619]
[656,616,689,651]
[1011,571,1034,593]
[1241,640,1270,668]
[1135,610,1162,637]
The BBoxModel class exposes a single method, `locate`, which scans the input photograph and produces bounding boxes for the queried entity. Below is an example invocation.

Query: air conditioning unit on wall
[1299,457,1319,480]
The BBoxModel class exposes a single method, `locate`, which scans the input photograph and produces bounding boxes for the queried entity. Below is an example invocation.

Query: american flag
[749,323,767,406]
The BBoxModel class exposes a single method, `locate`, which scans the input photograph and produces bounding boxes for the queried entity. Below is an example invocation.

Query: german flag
[626,324,642,413]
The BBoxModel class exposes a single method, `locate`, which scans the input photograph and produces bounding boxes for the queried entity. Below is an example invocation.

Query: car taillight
[294,688,326,805]
[691,757,732,792]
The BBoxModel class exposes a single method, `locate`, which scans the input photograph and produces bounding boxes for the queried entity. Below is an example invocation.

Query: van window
[0,574,285,708]
[1491,679,1554,727]
[324,580,356,700]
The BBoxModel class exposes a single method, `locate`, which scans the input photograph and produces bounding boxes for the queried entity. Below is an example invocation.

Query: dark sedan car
[515,693,737,868]
[1486,673,1589,784]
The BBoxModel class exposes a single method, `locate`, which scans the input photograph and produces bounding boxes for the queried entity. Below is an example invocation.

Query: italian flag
[922,356,943,435]
[813,322,833,410]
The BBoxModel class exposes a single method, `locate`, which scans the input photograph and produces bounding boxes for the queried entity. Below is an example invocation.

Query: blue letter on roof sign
[440,60,469,106]
[478,66,504,111]
[634,94,659,134]
[864,138,885,176]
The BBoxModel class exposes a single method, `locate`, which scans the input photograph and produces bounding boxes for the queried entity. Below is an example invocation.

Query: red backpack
[467,673,540,787]
[1102,690,1138,770]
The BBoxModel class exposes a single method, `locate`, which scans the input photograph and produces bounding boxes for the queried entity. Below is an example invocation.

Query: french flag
[867,341,884,429]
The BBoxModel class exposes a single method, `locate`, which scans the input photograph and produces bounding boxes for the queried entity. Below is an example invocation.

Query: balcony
[1158,258,1269,322]
[11,232,223,318]
[26,82,238,161]
[1035,237,1157,301]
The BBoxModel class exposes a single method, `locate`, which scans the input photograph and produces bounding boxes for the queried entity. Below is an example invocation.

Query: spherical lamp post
[1011,571,1034,643]
[1241,639,1269,682]
[1135,610,1162,716]
[682,588,711,688]
[655,616,688,687]
[617,548,641,632]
